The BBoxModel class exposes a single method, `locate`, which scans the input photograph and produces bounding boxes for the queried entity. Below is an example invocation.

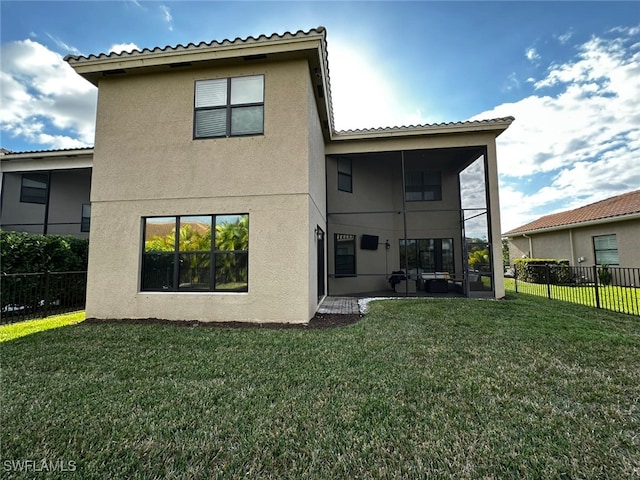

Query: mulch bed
[84,313,363,330]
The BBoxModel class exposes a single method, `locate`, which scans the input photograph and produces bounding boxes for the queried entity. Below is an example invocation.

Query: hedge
[0,230,89,274]
[513,258,571,284]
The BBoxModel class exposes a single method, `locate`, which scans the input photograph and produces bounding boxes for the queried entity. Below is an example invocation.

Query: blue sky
[1,1,639,232]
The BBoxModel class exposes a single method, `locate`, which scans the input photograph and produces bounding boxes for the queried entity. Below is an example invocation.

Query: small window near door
[593,234,618,265]
[335,233,356,276]
[20,173,48,204]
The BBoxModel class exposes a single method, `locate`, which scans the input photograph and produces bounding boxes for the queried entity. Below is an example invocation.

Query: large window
[405,171,442,201]
[194,75,264,138]
[337,157,352,193]
[335,234,356,276]
[20,173,49,204]
[141,214,249,292]
[400,238,453,273]
[593,234,618,265]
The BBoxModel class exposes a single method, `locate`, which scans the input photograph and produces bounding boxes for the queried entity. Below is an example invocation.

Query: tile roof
[64,27,327,62]
[0,147,93,158]
[505,189,640,235]
[335,117,515,135]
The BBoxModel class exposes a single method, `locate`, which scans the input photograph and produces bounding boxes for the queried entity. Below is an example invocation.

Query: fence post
[514,266,518,293]
[43,271,50,318]
[593,265,600,309]
[546,264,552,299]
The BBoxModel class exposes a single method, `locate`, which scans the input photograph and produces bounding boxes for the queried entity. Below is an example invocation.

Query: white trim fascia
[330,119,514,142]
[1,150,93,172]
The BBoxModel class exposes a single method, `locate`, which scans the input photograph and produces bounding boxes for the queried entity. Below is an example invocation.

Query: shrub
[513,258,570,284]
[598,264,612,286]
[0,231,89,274]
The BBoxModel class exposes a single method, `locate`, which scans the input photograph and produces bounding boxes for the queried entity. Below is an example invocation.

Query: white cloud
[45,33,82,56]
[473,30,640,233]
[328,39,431,131]
[525,47,540,61]
[160,5,173,32]
[110,43,139,54]
[0,39,96,149]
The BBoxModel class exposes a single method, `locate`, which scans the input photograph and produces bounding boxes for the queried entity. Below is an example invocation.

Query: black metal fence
[508,264,640,317]
[1,271,87,324]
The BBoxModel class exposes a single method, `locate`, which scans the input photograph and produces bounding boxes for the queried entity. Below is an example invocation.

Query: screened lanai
[325,145,498,298]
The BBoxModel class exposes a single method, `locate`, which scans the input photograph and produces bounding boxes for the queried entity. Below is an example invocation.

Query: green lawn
[505,277,640,316]
[1,294,639,479]
[0,311,85,342]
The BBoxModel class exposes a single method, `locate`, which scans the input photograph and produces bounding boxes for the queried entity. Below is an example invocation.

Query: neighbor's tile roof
[505,189,640,235]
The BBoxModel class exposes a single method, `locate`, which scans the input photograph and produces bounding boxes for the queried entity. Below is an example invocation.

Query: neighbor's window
[81,204,91,232]
[405,171,442,201]
[337,157,352,193]
[400,238,454,273]
[335,234,356,276]
[593,234,618,265]
[141,214,249,292]
[20,173,49,204]
[194,75,264,138]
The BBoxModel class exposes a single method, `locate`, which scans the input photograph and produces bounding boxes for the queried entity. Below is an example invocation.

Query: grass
[0,311,85,342]
[505,277,640,315]
[1,294,639,479]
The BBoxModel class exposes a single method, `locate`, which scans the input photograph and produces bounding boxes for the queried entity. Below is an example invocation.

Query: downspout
[569,229,575,265]
[523,233,532,258]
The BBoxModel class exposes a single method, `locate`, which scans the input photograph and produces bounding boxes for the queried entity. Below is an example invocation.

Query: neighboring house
[504,189,640,268]
[0,148,92,238]
[3,27,513,323]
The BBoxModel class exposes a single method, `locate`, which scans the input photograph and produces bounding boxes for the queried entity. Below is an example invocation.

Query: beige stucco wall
[509,218,640,268]
[87,59,324,323]
[307,71,327,313]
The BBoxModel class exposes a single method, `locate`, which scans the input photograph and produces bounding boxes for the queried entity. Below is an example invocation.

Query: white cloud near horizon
[0,39,96,149]
[110,42,139,54]
[472,27,640,233]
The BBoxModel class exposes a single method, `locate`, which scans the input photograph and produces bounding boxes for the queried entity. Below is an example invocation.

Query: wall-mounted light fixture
[385,240,390,250]
[314,227,324,241]
[578,256,585,263]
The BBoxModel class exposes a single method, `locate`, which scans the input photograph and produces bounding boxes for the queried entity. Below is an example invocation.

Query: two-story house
[5,27,512,323]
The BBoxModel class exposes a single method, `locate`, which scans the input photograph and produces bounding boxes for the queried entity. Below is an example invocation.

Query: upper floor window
[194,75,264,139]
[21,173,49,204]
[593,234,618,265]
[405,171,442,201]
[141,214,249,292]
[337,158,352,193]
